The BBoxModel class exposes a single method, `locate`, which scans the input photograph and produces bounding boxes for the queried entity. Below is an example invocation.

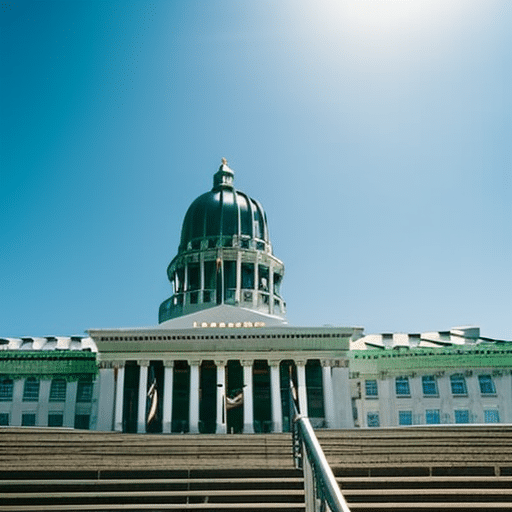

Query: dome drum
[159,250,285,323]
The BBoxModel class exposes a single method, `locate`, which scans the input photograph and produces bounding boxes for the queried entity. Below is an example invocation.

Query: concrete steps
[316,425,512,475]
[0,428,294,470]
[0,429,304,511]
[335,476,512,511]
[0,470,305,511]
[317,426,512,511]
[3,426,512,511]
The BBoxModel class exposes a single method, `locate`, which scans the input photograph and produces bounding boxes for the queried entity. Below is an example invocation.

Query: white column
[379,378,392,427]
[242,360,254,433]
[466,372,480,422]
[63,381,78,428]
[96,365,115,431]
[499,373,512,423]
[11,379,24,426]
[235,251,242,304]
[189,360,200,433]
[331,361,354,428]
[269,264,275,315]
[269,360,283,432]
[162,361,174,434]
[215,360,226,433]
[137,361,149,433]
[322,361,336,428]
[114,364,125,432]
[37,380,51,426]
[253,257,259,308]
[296,360,308,417]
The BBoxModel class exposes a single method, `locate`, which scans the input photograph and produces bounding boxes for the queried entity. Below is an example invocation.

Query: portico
[91,325,354,433]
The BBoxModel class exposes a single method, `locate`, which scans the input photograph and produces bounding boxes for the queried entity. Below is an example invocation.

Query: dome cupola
[159,159,286,325]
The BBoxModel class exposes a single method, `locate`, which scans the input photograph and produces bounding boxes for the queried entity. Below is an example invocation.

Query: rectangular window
[74,414,90,430]
[187,263,200,291]
[0,413,9,426]
[203,261,216,291]
[0,379,13,402]
[395,377,410,396]
[422,375,438,396]
[425,409,440,424]
[22,378,40,402]
[455,410,470,424]
[49,379,67,402]
[478,375,496,395]
[365,380,378,397]
[175,268,185,293]
[258,265,269,291]
[241,262,254,289]
[398,410,413,425]
[450,374,467,396]
[273,273,282,296]
[48,413,64,427]
[367,412,380,427]
[224,260,236,302]
[76,380,93,403]
[21,413,36,426]
[484,410,500,423]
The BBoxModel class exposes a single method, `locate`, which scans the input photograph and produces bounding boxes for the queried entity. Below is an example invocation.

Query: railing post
[303,448,316,512]
[291,374,351,512]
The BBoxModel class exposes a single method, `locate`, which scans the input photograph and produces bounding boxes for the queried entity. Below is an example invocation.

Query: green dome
[159,159,285,324]
[178,164,270,253]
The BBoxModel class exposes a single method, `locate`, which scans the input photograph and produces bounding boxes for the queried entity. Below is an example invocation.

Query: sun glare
[295,0,487,43]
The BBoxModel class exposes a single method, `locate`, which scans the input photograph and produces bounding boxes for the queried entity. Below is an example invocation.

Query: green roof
[0,351,98,381]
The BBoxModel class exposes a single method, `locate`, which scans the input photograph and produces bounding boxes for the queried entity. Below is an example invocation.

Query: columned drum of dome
[159,160,286,325]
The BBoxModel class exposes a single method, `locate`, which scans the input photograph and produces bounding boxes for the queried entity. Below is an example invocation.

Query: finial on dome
[213,158,234,190]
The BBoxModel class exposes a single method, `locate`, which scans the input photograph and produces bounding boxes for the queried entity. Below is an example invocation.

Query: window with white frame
[398,410,413,425]
[22,378,40,402]
[425,409,440,424]
[484,409,500,423]
[454,410,470,424]
[49,379,67,402]
[367,412,380,427]
[365,379,378,397]
[0,379,13,402]
[0,413,9,426]
[478,375,496,395]
[450,374,467,396]
[395,377,410,396]
[422,375,438,396]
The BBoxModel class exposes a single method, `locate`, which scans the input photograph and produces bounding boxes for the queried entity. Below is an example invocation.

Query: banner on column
[226,391,243,411]
[147,376,158,425]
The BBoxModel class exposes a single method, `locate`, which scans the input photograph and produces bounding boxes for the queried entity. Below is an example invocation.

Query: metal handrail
[290,380,351,512]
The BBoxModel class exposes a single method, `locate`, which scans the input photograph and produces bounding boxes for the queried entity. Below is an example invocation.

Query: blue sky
[1,0,510,339]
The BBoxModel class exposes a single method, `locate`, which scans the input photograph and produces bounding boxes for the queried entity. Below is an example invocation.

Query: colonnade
[108,358,340,434]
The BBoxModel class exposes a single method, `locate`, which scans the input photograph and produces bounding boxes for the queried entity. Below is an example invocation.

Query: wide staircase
[0,428,305,511]
[2,425,512,511]
[317,425,512,511]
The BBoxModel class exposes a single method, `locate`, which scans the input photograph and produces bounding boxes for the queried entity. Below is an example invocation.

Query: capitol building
[1,160,511,433]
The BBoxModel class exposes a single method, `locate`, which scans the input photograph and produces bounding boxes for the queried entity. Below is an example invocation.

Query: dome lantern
[212,157,235,190]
